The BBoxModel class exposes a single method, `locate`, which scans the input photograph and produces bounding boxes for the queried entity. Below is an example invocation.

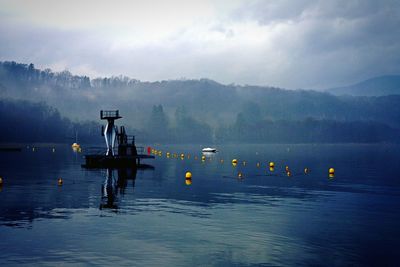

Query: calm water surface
[0,144,399,266]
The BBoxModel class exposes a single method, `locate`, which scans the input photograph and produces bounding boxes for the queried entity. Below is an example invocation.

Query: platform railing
[100,110,121,119]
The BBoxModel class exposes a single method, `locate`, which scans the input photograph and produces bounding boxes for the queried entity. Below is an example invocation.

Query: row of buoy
[183,166,334,185]
[150,147,335,180]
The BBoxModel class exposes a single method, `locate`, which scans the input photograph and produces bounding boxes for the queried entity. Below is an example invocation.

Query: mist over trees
[1,61,399,144]
[0,98,102,143]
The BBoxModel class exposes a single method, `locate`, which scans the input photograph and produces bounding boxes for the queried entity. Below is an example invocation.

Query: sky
[0,0,399,89]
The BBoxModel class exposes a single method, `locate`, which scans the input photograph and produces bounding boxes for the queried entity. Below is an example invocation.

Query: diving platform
[82,110,154,169]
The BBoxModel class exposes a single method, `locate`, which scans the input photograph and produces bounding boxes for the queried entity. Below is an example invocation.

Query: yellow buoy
[285,166,290,172]
[201,155,206,161]
[185,172,192,179]
[269,162,275,168]
[286,171,292,177]
[180,153,185,158]
[329,168,335,178]
[232,159,238,167]
[304,167,309,174]
[185,179,192,185]
[238,172,243,179]
[72,143,80,149]
[0,177,3,185]
[58,178,63,186]
[256,162,260,168]
[269,167,274,172]
[166,152,170,158]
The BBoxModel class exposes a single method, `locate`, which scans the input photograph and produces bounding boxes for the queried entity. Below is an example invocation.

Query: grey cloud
[0,1,399,89]
[228,0,400,88]
[234,0,389,24]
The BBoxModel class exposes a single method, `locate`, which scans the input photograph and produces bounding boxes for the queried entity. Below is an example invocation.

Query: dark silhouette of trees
[0,99,102,143]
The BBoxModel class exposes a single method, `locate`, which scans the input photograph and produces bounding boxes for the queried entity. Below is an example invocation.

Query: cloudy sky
[0,0,399,89]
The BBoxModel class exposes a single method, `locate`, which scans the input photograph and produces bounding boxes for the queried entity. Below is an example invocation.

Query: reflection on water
[0,144,400,266]
[100,168,138,210]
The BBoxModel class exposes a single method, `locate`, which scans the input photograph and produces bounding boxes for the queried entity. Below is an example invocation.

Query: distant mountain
[328,75,400,96]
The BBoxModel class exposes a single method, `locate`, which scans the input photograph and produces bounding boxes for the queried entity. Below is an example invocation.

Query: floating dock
[82,110,154,169]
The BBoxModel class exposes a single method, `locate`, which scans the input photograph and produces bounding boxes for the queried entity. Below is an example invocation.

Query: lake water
[0,143,399,266]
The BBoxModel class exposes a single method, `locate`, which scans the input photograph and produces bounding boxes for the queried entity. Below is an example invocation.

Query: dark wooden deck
[82,154,155,169]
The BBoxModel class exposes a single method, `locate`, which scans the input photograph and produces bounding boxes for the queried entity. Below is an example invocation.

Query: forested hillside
[1,61,399,143]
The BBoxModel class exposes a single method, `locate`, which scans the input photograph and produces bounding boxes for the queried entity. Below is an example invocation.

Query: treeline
[1,61,400,144]
[216,117,400,143]
[0,98,398,144]
[144,104,400,144]
[2,61,400,129]
[0,61,90,89]
[0,98,102,143]
[145,105,212,143]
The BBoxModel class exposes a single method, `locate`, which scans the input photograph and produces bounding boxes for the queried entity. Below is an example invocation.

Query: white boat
[202,147,217,153]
